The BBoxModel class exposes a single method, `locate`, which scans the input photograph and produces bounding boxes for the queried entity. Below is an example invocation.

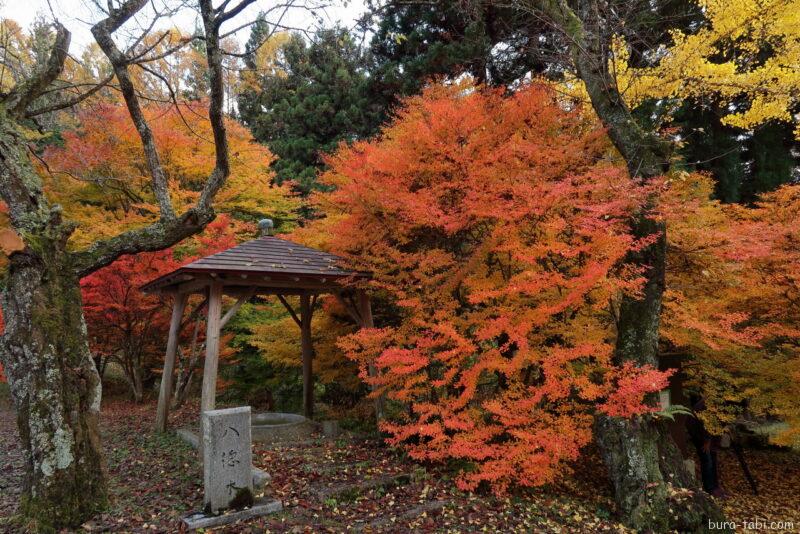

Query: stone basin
[250,412,316,444]
[178,412,317,448]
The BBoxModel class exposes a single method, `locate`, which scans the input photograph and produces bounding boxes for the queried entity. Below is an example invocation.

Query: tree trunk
[592,215,726,531]
[172,358,197,409]
[0,110,108,529]
[516,0,729,528]
[91,354,107,379]
[0,1,238,527]
[0,235,108,529]
[132,358,144,403]
[569,11,727,533]
[172,318,203,409]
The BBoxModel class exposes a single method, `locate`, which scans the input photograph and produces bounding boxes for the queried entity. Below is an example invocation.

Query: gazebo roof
[141,235,367,294]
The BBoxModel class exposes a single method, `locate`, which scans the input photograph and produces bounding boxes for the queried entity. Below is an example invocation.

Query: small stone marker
[202,406,254,513]
[182,406,282,530]
[321,419,340,439]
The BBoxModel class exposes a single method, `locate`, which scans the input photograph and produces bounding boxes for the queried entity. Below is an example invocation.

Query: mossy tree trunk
[0,1,237,528]
[1,224,108,528]
[0,109,107,529]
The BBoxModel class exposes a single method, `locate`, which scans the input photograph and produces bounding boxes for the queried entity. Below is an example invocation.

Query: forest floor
[0,396,799,533]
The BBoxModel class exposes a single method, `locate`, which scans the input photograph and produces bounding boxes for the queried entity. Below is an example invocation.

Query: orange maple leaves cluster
[661,175,800,440]
[305,82,672,493]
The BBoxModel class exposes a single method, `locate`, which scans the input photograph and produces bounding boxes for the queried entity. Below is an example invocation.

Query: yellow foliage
[615,0,800,135]
[661,174,800,437]
[247,299,361,391]
[39,101,299,248]
[239,32,292,92]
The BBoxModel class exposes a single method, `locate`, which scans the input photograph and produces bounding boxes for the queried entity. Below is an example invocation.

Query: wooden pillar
[300,293,314,419]
[358,289,385,421]
[155,292,188,432]
[200,282,223,414]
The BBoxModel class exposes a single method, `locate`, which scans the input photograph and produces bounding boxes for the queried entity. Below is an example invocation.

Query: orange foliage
[41,101,298,248]
[300,82,671,494]
[661,175,800,443]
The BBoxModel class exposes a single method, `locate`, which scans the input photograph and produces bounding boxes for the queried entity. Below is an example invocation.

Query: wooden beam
[219,288,254,329]
[177,274,345,293]
[175,277,213,295]
[300,293,314,419]
[155,292,187,432]
[277,294,301,327]
[358,289,385,421]
[200,282,224,414]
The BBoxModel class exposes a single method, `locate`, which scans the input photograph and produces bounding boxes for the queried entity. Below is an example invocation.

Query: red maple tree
[80,216,238,402]
[301,82,672,494]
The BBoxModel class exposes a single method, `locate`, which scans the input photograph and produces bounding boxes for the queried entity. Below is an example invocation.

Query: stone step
[312,472,412,502]
[354,500,448,532]
[182,497,283,531]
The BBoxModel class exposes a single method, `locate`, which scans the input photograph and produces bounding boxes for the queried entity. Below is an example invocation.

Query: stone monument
[183,406,282,530]
[203,406,254,513]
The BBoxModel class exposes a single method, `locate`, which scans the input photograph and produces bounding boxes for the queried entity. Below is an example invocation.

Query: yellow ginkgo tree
[615,0,800,135]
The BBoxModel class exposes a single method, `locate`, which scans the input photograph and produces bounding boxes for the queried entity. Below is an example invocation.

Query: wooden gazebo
[142,223,380,432]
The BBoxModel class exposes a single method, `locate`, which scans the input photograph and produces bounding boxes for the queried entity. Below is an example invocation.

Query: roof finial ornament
[258,218,274,237]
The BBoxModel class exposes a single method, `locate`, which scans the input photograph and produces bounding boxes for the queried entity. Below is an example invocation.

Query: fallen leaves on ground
[718,448,800,532]
[1,398,798,532]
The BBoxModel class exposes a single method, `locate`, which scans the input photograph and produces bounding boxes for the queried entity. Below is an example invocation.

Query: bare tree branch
[130,35,198,65]
[92,0,176,220]
[73,0,233,276]
[72,209,214,278]
[197,0,230,210]
[217,0,260,24]
[26,73,115,117]
[4,22,71,118]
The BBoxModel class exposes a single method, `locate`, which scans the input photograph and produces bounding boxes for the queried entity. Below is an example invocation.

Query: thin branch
[92,0,175,220]
[26,73,115,117]
[217,0,260,25]
[4,22,71,117]
[196,0,231,211]
[130,35,198,65]
[136,63,214,144]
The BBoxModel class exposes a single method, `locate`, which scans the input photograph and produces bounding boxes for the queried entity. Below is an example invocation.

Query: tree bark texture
[0,0,234,527]
[0,116,107,529]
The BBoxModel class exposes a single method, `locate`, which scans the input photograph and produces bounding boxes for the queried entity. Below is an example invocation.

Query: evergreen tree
[669,102,798,203]
[238,26,379,196]
[744,121,799,202]
[365,0,555,112]
[671,100,746,203]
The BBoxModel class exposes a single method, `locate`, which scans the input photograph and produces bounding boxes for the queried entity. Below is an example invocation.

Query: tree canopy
[297,82,671,493]
[238,26,381,196]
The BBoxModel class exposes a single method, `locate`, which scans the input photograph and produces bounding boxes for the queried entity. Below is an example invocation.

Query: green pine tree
[238,26,380,196]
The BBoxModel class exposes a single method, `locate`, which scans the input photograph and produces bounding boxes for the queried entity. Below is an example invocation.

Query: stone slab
[176,427,199,449]
[176,427,270,490]
[203,406,253,513]
[321,420,340,439]
[182,498,283,530]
